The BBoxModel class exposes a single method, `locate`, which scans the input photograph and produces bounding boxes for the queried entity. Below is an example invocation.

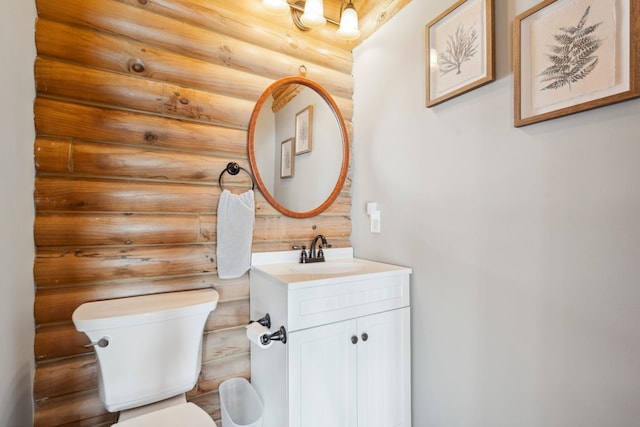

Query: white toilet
[72,289,219,426]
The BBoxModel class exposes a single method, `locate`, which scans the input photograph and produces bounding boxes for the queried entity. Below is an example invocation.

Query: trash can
[219,377,263,427]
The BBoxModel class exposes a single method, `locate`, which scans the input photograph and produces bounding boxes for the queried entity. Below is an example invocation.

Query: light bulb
[337,3,360,40]
[300,0,326,29]
[262,0,289,16]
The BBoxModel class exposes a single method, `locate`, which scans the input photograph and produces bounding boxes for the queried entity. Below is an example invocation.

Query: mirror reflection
[249,77,349,218]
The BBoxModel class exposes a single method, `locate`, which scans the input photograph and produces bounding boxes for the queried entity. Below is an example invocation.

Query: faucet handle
[294,245,307,263]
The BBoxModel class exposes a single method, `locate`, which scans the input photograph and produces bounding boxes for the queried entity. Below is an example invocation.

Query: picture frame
[514,0,639,127]
[425,0,495,107]
[280,138,294,179]
[295,105,313,155]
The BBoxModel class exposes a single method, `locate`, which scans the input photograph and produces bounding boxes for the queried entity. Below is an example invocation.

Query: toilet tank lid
[115,403,216,427]
[72,289,219,332]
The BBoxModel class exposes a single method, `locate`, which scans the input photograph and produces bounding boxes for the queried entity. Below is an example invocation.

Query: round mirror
[248,76,349,218]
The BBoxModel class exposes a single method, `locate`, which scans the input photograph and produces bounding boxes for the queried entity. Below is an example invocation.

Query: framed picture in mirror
[514,0,639,127]
[295,105,313,154]
[280,138,294,179]
[425,0,495,107]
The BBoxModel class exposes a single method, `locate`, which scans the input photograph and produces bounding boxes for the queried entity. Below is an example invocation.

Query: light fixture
[300,0,326,29]
[262,0,361,41]
[337,1,360,40]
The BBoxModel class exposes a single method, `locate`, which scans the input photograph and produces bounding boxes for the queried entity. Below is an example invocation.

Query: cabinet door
[288,319,358,427]
[357,307,411,427]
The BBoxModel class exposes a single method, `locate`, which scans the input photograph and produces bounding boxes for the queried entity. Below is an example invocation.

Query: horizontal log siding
[33,0,354,425]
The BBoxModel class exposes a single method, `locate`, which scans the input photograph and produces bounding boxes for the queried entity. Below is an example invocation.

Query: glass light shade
[337,3,360,40]
[300,0,326,29]
[262,0,289,16]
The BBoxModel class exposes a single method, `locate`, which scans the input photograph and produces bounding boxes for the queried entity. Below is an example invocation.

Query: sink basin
[289,261,364,275]
[251,248,411,285]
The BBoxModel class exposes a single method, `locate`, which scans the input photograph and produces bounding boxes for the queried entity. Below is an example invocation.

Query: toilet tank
[72,289,219,412]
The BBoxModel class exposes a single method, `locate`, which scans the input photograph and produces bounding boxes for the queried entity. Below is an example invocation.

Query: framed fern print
[425,0,495,107]
[514,0,640,127]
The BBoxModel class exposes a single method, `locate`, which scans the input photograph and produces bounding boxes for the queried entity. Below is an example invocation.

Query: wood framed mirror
[248,76,349,218]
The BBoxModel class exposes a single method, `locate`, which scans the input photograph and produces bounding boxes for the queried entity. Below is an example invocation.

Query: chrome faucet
[296,235,331,263]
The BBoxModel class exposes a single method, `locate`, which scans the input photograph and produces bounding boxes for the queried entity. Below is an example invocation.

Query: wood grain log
[34,274,222,324]
[253,215,352,241]
[34,211,351,249]
[210,275,250,302]
[34,355,97,401]
[253,192,353,216]
[35,137,253,186]
[34,18,354,118]
[195,354,251,395]
[202,326,250,363]
[34,129,351,192]
[34,244,215,287]
[35,18,272,103]
[36,58,255,128]
[35,98,247,156]
[34,176,219,213]
[36,0,353,98]
[34,323,91,361]
[33,389,112,427]
[35,212,200,247]
[205,299,250,332]
[34,137,71,173]
[172,0,357,53]
[34,175,352,215]
[115,0,353,74]
[189,391,221,425]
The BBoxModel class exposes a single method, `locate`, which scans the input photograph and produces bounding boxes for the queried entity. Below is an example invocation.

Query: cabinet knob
[361,332,369,342]
[351,335,358,344]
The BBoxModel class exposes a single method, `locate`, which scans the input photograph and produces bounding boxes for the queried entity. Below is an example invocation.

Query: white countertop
[250,248,411,287]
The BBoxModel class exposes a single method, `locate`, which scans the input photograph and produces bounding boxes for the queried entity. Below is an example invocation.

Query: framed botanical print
[280,138,294,179]
[295,105,313,155]
[426,0,495,107]
[514,0,640,127]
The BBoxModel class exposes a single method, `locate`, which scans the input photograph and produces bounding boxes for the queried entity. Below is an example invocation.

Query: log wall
[33,0,353,425]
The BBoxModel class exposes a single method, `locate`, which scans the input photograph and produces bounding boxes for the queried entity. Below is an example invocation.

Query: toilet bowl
[72,289,219,426]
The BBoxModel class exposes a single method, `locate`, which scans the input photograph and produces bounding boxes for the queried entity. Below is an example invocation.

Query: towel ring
[218,162,255,191]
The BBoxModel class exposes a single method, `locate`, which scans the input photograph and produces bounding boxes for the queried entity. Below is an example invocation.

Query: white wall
[352,1,640,426]
[0,0,36,425]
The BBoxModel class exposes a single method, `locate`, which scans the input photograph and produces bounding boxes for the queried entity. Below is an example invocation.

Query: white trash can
[219,378,263,427]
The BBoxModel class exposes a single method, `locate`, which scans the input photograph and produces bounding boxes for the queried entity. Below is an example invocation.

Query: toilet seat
[114,402,216,427]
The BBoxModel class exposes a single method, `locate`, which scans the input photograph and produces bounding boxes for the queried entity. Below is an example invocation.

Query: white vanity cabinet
[289,307,410,427]
[249,254,411,427]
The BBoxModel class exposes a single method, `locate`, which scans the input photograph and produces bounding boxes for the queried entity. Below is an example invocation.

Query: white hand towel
[216,189,255,279]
